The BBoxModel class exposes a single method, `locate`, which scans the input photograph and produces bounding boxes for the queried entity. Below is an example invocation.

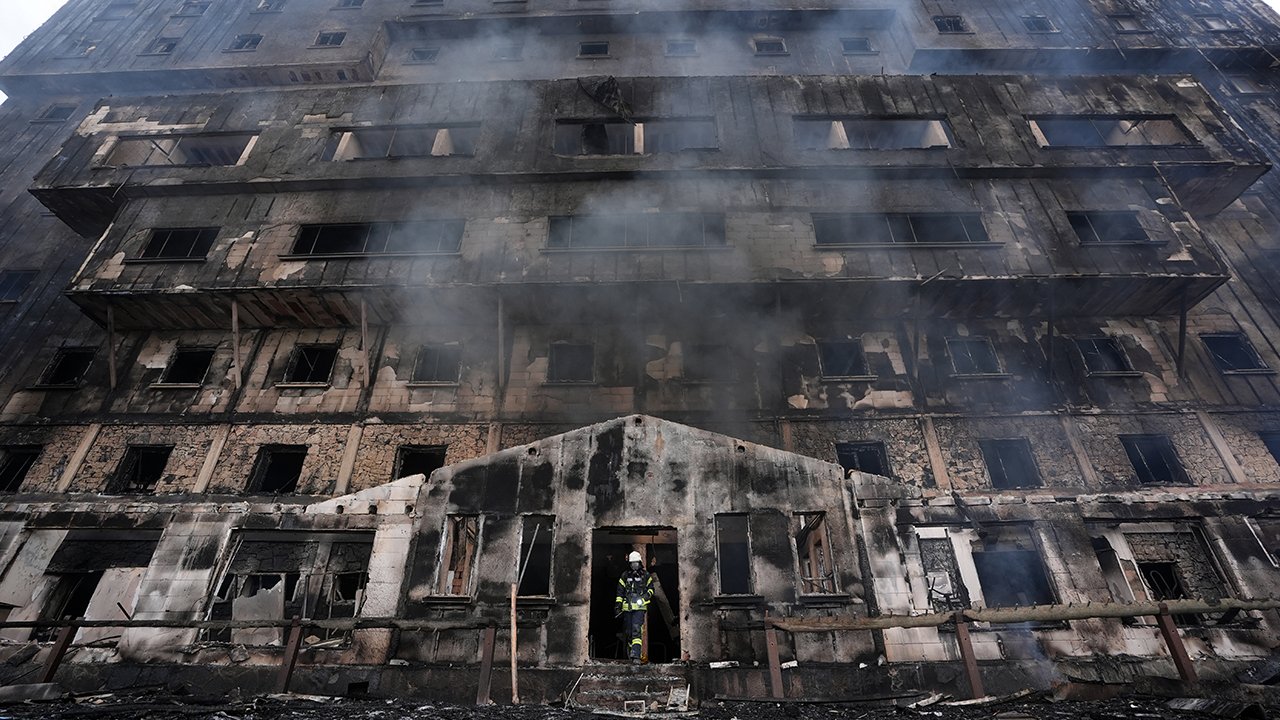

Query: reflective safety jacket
[616,568,655,611]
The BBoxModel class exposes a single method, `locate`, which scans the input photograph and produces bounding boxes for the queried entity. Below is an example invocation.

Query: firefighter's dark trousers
[622,609,645,659]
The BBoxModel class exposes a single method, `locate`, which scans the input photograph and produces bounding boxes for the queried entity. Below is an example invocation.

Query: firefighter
[615,550,654,663]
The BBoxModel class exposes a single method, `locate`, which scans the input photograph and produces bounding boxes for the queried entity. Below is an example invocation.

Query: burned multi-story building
[0,0,1275,705]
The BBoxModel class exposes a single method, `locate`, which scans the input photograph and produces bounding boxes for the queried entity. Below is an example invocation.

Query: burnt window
[284,345,337,384]
[753,37,787,55]
[35,572,103,642]
[553,119,716,155]
[109,445,173,494]
[493,42,523,60]
[1109,14,1148,32]
[1031,117,1188,146]
[1135,561,1201,626]
[38,348,95,388]
[835,441,889,478]
[946,337,1001,375]
[794,117,953,150]
[327,125,479,159]
[60,38,99,58]
[438,515,481,595]
[1075,337,1133,374]
[547,214,725,249]
[795,513,837,594]
[410,46,439,63]
[160,347,215,385]
[1260,432,1280,466]
[138,227,218,260]
[176,0,211,15]
[1201,333,1268,373]
[684,343,739,382]
[0,270,37,301]
[817,340,868,378]
[0,446,41,492]
[978,439,1040,489]
[971,549,1054,607]
[1021,15,1056,32]
[394,445,446,480]
[1227,75,1266,94]
[249,445,307,494]
[933,15,968,33]
[107,134,255,166]
[293,221,463,256]
[840,36,873,53]
[666,39,697,56]
[812,213,987,245]
[579,41,609,57]
[411,345,462,383]
[517,515,554,596]
[228,34,262,51]
[97,2,138,20]
[144,37,180,55]
[1067,212,1150,244]
[1197,14,1236,31]
[34,105,76,123]
[715,514,753,595]
[548,343,594,383]
[314,31,347,47]
[1120,435,1189,485]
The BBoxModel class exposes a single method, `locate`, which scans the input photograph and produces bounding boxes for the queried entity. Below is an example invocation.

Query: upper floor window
[1074,337,1134,375]
[817,339,869,378]
[812,213,989,246]
[106,133,256,167]
[553,119,717,155]
[547,343,594,383]
[97,2,138,20]
[835,441,890,478]
[0,446,41,492]
[794,117,953,150]
[326,125,479,160]
[314,31,347,47]
[228,34,263,51]
[1197,15,1238,31]
[794,513,837,594]
[1067,212,1150,245]
[254,0,286,10]
[0,270,37,302]
[137,227,218,260]
[578,41,609,57]
[249,445,307,493]
[946,337,1001,375]
[1120,435,1189,485]
[409,46,439,63]
[666,39,697,56]
[979,439,1040,489]
[716,514,753,595]
[493,42,523,60]
[684,343,740,382]
[143,37,180,55]
[37,348,95,388]
[1109,14,1149,32]
[159,347,215,385]
[547,213,725,250]
[59,38,100,57]
[517,515,555,597]
[291,221,464,256]
[840,36,873,54]
[1029,116,1190,147]
[336,0,365,6]
[411,345,462,384]
[933,15,969,33]
[438,515,481,595]
[34,104,77,123]
[175,1,211,15]
[109,445,173,494]
[1227,75,1267,94]
[1260,432,1280,466]
[753,37,787,55]
[283,345,337,385]
[1021,15,1057,33]
[394,445,446,479]
[1201,333,1269,373]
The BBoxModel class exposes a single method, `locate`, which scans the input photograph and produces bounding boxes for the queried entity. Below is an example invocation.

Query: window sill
[842,51,880,55]
[1220,368,1274,376]
[577,55,612,59]
[542,246,731,254]
[137,52,176,58]
[1084,371,1143,378]
[815,243,1002,250]
[123,257,208,264]
[754,52,790,57]
[542,381,598,387]
[1114,29,1155,34]
[308,45,346,50]
[30,118,72,125]
[334,155,476,161]
[681,379,740,385]
[1079,241,1167,247]
[820,375,877,382]
[149,382,203,390]
[1024,30,1062,35]
[417,595,474,606]
[278,252,461,260]
[406,381,460,388]
[222,48,259,54]
[275,382,332,389]
[797,593,854,606]
[950,373,1011,380]
[516,596,557,607]
[713,594,765,607]
[666,53,699,58]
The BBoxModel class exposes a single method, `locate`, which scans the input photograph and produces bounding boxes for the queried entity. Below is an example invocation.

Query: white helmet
[628,551,642,563]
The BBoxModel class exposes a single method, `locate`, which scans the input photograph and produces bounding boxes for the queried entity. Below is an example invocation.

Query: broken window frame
[816,339,872,379]
[36,347,96,388]
[437,515,482,596]
[714,514,754,597]
[516,515,555,597]
[794,512,838,595]
[1200,333,1270,374]
[227,34,263,51]
[547,342,595,384]
[835,441,891,478]
[812,213,988,246]
[410,344,463,384]
[326,125,480,160]
[945,336,1003,376]
[313,31,347,48]
[977,438,1041,489]
[1021,15,1057,33]
[1196,14,1239,31]
[247,444,308,494]
[0,270,37,302]
[289,221,465,256]
[1029,116,1191,147]
[142,37,180,55]
[135,227,219,261]
[108,444,174,494]
[104,133,257,167]
[282,344,338,385]
[970,545,1057,609]
[1109,14,1150,32]
[794,117,954,150]
[552,118,718,155]
[1119,434,1190,486]
[157,346,216,386]
[1067,211,1152,245]
[393,444,447,480]
[0,446,41,492]
[1073,336,1138,376]
[932,15,969,33]
[547,213,726,250]
[34,572,104,642]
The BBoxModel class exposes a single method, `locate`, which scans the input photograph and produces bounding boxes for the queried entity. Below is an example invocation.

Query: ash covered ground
[0,694,1256,720]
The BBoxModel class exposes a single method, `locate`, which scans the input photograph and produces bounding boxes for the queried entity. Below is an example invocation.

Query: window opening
[493,42,523,60]
[715,514,752,595]
[284,345,337,384]
[947,337,1001,375]
[933,15,968,33]
[794,513,836,594]
[315,31,346,47]
[812,213,986,245]
[1120,435,1189,485]
[144,37,180,55]
[517,515,554,596]
[548,343,594,383]
[327,125,479,159]
[35,572,103,642]
[336,0,365,6]
[394,445,446,480]
[1021,15,1056,32]
[35,105,76,122]
[38,348,95,387]
[684,343,737,382]
[410,46,439,63]
[1198,15,1235,31]
[553,119,716,155]
[1075,337,1133,374]
[840,36,872,53]
[666,39,696,56]
[794,117,952,150]
[579,41,609,57]
[176,0,211,15]
[0,270,37,301]
[1201,333,1268,373]
[411,345,462,383]
[919,536,969,612]
[160,347,215,385]
[0,446,41,492]
[292,221,464,256]
[139,227,218,259]
[1031,117,1188,146]
[753,38,787,54]
[1067,212,1150,244]
[249,445,307,494]
[439,515,480,595]
[1260,432,1280,466]
[835,441,889,478]
[109,445,173,494]
[978,438,1040,489]
[1110,14,1148,31]
[817,339,868,377]
[107,134,255,166]
[548,213,726,249]
[1227,75,1266,94]
[971,548,1054,607]
[229,34,263,51]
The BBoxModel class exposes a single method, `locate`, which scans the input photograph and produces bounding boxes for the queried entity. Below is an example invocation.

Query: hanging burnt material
[577,75,634,123]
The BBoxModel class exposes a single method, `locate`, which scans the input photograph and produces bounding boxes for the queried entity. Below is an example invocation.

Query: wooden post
[38,624,77,683]
[476,626,497,705]
[510,583,519,704]
[231,300,242,388]
[105,304,117,390]
[360,298,370,387]
[1155,603,1198,684]
[277,616,304,693]
[1176,291,1188,380]
[764,626,785,699]
[1046,286,1056,383]
[953,612,985,699]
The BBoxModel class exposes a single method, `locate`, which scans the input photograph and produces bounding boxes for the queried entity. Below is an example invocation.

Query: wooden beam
[231,300,242,389]
[765,626,785,699]
[953,612,985,699]
[1176,291,1188,379]
[476,626,497,705]
[1155,603,1198,684]
[38,625,76,683]
[106,304,117,390]
[277,616,304,693]
[510,583,519,704]
[360,298,370,387]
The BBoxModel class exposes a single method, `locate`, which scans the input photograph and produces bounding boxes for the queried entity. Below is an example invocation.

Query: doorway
[589,527,681,663]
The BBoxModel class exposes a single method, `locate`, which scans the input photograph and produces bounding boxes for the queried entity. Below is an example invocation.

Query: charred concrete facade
[0,0,1275,704]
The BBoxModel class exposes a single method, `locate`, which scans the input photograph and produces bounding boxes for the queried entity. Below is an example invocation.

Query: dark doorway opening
[589,527,680,663]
